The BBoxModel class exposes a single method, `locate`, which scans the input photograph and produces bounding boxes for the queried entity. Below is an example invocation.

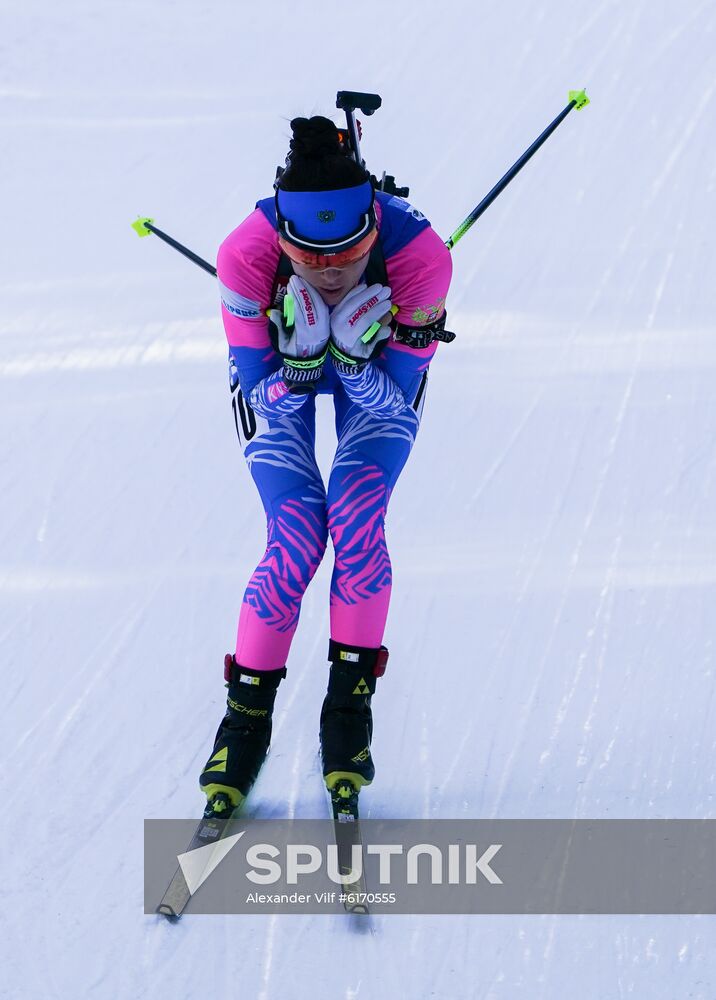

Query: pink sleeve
[385,226,453,327]
[216,209,281,349]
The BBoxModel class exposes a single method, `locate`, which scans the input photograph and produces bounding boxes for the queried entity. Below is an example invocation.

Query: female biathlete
[199,115,452,816]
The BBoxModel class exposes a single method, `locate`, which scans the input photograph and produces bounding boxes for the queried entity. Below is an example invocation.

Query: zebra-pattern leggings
[229,375,426,670]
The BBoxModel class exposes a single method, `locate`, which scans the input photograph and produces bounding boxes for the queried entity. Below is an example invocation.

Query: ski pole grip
[131,217,154,237]
[568,88,590,109]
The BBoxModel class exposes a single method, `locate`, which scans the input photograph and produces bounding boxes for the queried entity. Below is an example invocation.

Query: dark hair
[278,116,370,192]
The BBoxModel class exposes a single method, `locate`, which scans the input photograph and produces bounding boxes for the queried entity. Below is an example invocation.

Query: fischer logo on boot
[227,696,268,716]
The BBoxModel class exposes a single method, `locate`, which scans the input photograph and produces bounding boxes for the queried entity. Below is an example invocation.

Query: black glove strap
[393,311,456,349]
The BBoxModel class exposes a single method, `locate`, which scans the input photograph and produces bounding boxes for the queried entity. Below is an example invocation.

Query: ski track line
[8,562,170,766]
[419,705,432,820]
[672,432,715,490]
[643,0,715,69]
[271,594,327,817]
[467,385,545,510]
[140,920,182,1000]
[582,223,637,324]
[577,11,674,324]
[397,591,441,818]
[650,82,715,203]
[256,911,279,1000]
[0,418,60,595]
[0,337,224,377]
[0,317,222,376]
[536,514,625,789]
[570,0,621,44]
[577,478,635,795]
[525,249,647,772]
[571,252,687,800]
[520,184,677,811]
[535,378,637,784]
[568,534,621,806]
[665,368,716,810]
[439,402,594,801]
[0,562,254,594]
[146,916,197,992]
[490,322,644,817]
[441,476,576,798]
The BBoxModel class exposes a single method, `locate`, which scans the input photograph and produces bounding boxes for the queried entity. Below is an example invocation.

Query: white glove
[329,283,393,370]
[268,275,331,391]
[268,274,331,358]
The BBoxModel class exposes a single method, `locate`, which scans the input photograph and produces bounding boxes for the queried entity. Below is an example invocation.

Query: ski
[156,793,238,919]
[329,778,370,915]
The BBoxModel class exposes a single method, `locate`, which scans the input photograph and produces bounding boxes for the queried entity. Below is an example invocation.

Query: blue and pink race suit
[218,192,452,670]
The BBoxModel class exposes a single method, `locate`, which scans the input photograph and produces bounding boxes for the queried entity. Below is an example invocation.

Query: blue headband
[276,181,375,251]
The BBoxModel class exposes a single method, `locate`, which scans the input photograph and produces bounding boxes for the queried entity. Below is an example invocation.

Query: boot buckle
[224,653,234,683]
[373,646,389,677]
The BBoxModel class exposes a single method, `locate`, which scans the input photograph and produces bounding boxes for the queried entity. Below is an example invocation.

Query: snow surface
[1,0,715,997]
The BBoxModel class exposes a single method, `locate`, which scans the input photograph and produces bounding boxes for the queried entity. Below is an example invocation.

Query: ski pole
[131,217,217,277]
[445,88,589,251]
[132,89,589,271]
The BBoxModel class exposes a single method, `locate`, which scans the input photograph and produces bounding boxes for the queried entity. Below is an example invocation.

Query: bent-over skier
[199,114,452,817]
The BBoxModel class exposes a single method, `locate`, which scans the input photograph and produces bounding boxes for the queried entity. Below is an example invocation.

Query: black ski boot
[200,654,286,816]
[319,640,388,793]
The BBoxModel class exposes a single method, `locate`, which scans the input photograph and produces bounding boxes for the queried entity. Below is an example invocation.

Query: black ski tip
[157,904,181,921]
